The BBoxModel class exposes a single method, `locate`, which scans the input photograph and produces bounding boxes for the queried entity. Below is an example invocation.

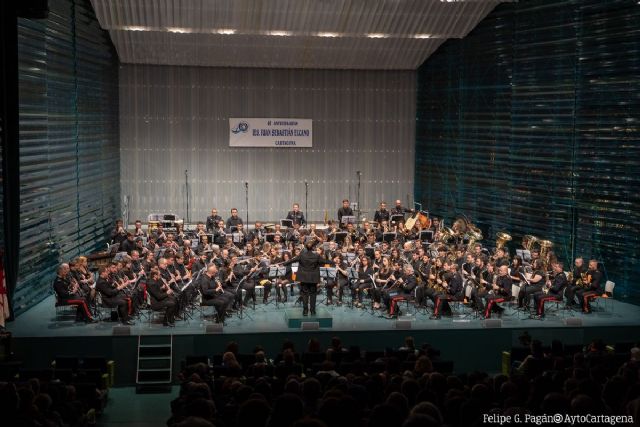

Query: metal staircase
[135,335,173,393]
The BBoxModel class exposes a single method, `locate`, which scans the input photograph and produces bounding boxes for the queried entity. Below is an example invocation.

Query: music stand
[390,214,404,225]
[266,233,275,243]
[419,230,434,243]
[364,247,375,259]
[341,216,356,226]
[345,253,356,264]
[346,267,359,308]
[383,232,397,243]
[516,249,532,263]
[199,234,214,244]
[232,233,243,245]
[333,232,347,244]
[267,266,287,308]
[322,242,331,251]
[280,219,293,228]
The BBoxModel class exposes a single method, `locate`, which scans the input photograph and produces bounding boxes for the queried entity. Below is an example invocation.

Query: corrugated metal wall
[120,65,415,224]
[15,0,119,315]
[415,0,639,299]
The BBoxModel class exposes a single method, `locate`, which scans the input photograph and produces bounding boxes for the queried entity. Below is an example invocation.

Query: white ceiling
[90,0,504,70]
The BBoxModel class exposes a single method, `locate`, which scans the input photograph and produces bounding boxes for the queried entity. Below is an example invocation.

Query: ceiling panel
[91,0,505,70]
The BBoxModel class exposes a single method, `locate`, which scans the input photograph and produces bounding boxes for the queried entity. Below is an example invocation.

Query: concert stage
[8,295,640,385]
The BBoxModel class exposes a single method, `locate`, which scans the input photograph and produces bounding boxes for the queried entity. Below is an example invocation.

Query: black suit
[96,277,129,321]
[284,249,333,315]
[147,278,177,324]
[286,211,306,226]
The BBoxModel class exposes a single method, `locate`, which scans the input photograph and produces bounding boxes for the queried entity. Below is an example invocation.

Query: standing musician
[282,240,334,316]
[199,264,232,323]
[226,208,243,231]
[53,263,96,323]
[532,262,567,318]
[565,257,587,308]
[483,264,512,319]
[286,203,306,227]
[147,267,177,327]
[575,259,603,314]
[95,266,134,325]
[431,262,463,319]
[110,219,127,246]
[517,259,545,310]
[390,199,413,219]
[373,201,390,225]
[337,199,354,228]
[206,208,222,233]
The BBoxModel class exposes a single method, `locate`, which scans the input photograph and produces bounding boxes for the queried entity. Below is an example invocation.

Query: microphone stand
[305,181,309,227]
[356,171,362,222]
[185,170,190,224]
[244,182,249,226]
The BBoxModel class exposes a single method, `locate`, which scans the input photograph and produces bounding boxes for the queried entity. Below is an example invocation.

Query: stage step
[136,335,173,393]
[285,308,333,328]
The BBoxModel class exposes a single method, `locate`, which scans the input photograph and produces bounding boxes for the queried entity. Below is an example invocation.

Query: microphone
[356,170,361,176]
[245,182,248,188]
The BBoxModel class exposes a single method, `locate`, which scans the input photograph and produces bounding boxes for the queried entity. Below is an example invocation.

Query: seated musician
[197,235,214,256]
[195,221,207,236]
[120,232,135,255]
[493,248,510,268]
[352,256,374,308]
[164,233,179,250]
[373,256,394,310]
[191,252,208,275]
[517,259,545,309]
[110,219,127,246]
[565,257,587,307]
[468,256,490,312]
[198,264,232,323]
[382,264,417,318]
[233,223,248,249]
[373,201,390,225]
[147,267,177,327]
[69,259,96,305]
[509,256,524,288]
[206,208,222,233]
[53,263,95,323]
[226,208,243,231]
[532,262,567,318]
[430,261,463,319]
[286,203,306,227]
[121,257,144,308]
[96,266,134,325]
[575,259,603,314]
[133,219,146,238]
[153,224,167,246]
[483,265,513,319]
[248,222,265,244]
[213,220,227,245]
[175,223,187,246]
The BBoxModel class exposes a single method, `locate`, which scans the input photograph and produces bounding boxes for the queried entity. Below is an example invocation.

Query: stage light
[122,26,152,31]
[413,33,431,39]
[317,32,340,38]
[268,30,292,37]
[366,33,389,39]
[166,27,193,34]
[216,29,237,35]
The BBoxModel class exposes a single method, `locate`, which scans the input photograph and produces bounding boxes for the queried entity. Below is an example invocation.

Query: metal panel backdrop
[120,66,415,224]
[415,0,639,299]
[16,0,119,315]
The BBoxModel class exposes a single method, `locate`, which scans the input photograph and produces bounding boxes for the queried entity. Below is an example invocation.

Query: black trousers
[564,284,579,305]
[300,282,318,314]
[517,284,542,308]
[151,297,177,323]
[202,295,231,319]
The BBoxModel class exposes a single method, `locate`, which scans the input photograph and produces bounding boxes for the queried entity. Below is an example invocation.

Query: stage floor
[8,294,640,338]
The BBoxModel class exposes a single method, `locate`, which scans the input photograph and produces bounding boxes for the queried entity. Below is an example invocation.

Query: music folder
[419,230,434,243]
[341,216,356,225]
[280,219,293,228]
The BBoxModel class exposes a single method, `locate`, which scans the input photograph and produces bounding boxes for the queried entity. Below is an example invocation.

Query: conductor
[283,240,334,316]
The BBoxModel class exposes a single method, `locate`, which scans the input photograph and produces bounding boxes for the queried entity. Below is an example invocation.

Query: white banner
[229,118,313,147]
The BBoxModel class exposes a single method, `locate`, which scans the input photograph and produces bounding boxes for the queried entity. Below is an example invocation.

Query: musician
[233,223,248,249]
[199,264,232,323]
[575,259,603,314]
[164,233,180,251]
[174,223,187,246]
[372,250,384,273]
[153,224,167,246]
[493,248,510,268]
[429,217,441,233]
[145,236,158,255]
[70,259,96,303]
[337,199,354,228]
[213,220,227,245]
[383,264,417,318]
[351,256,374,308]
[130,250,144,277]
[248,222,265,243]
[273,251,291,303]
[509,256,524,287]
[95,266,134,325]
[430,262,463,319]
[468,256,491,312]
[517,259,545,309]
[483,265,513,319]
[53,263,95,323]
[374,202,390,225]
[142,251,157,274]
[206,208,222,233]
[565,257,587,307]
[147,268,177,327]
[373,256,393,310]
[532,262,567,318]
[282,240,334,316]
[287,222,303,245]
[286,203,306,227]
[226,208,243,231]
[134,237,149,257]
[390,200,413,219]
[110,219,127,246]
[232,256,262,308]
[133,220,146,238]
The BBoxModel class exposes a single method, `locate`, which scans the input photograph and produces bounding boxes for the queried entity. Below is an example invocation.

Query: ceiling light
[366,33,388,39]
[166,27,192,34]
[216,29,237,35]
[268,30,291,37]
[122,26,151,31]
[317,32,340,38]
[413,33,431,39]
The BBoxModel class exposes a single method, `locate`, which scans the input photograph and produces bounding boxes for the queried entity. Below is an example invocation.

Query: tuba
[521,234,538,251]
[538,239,554,266]
[495,231,512,250]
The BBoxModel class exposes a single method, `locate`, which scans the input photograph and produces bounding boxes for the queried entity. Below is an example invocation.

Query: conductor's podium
[285,308,333,329]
